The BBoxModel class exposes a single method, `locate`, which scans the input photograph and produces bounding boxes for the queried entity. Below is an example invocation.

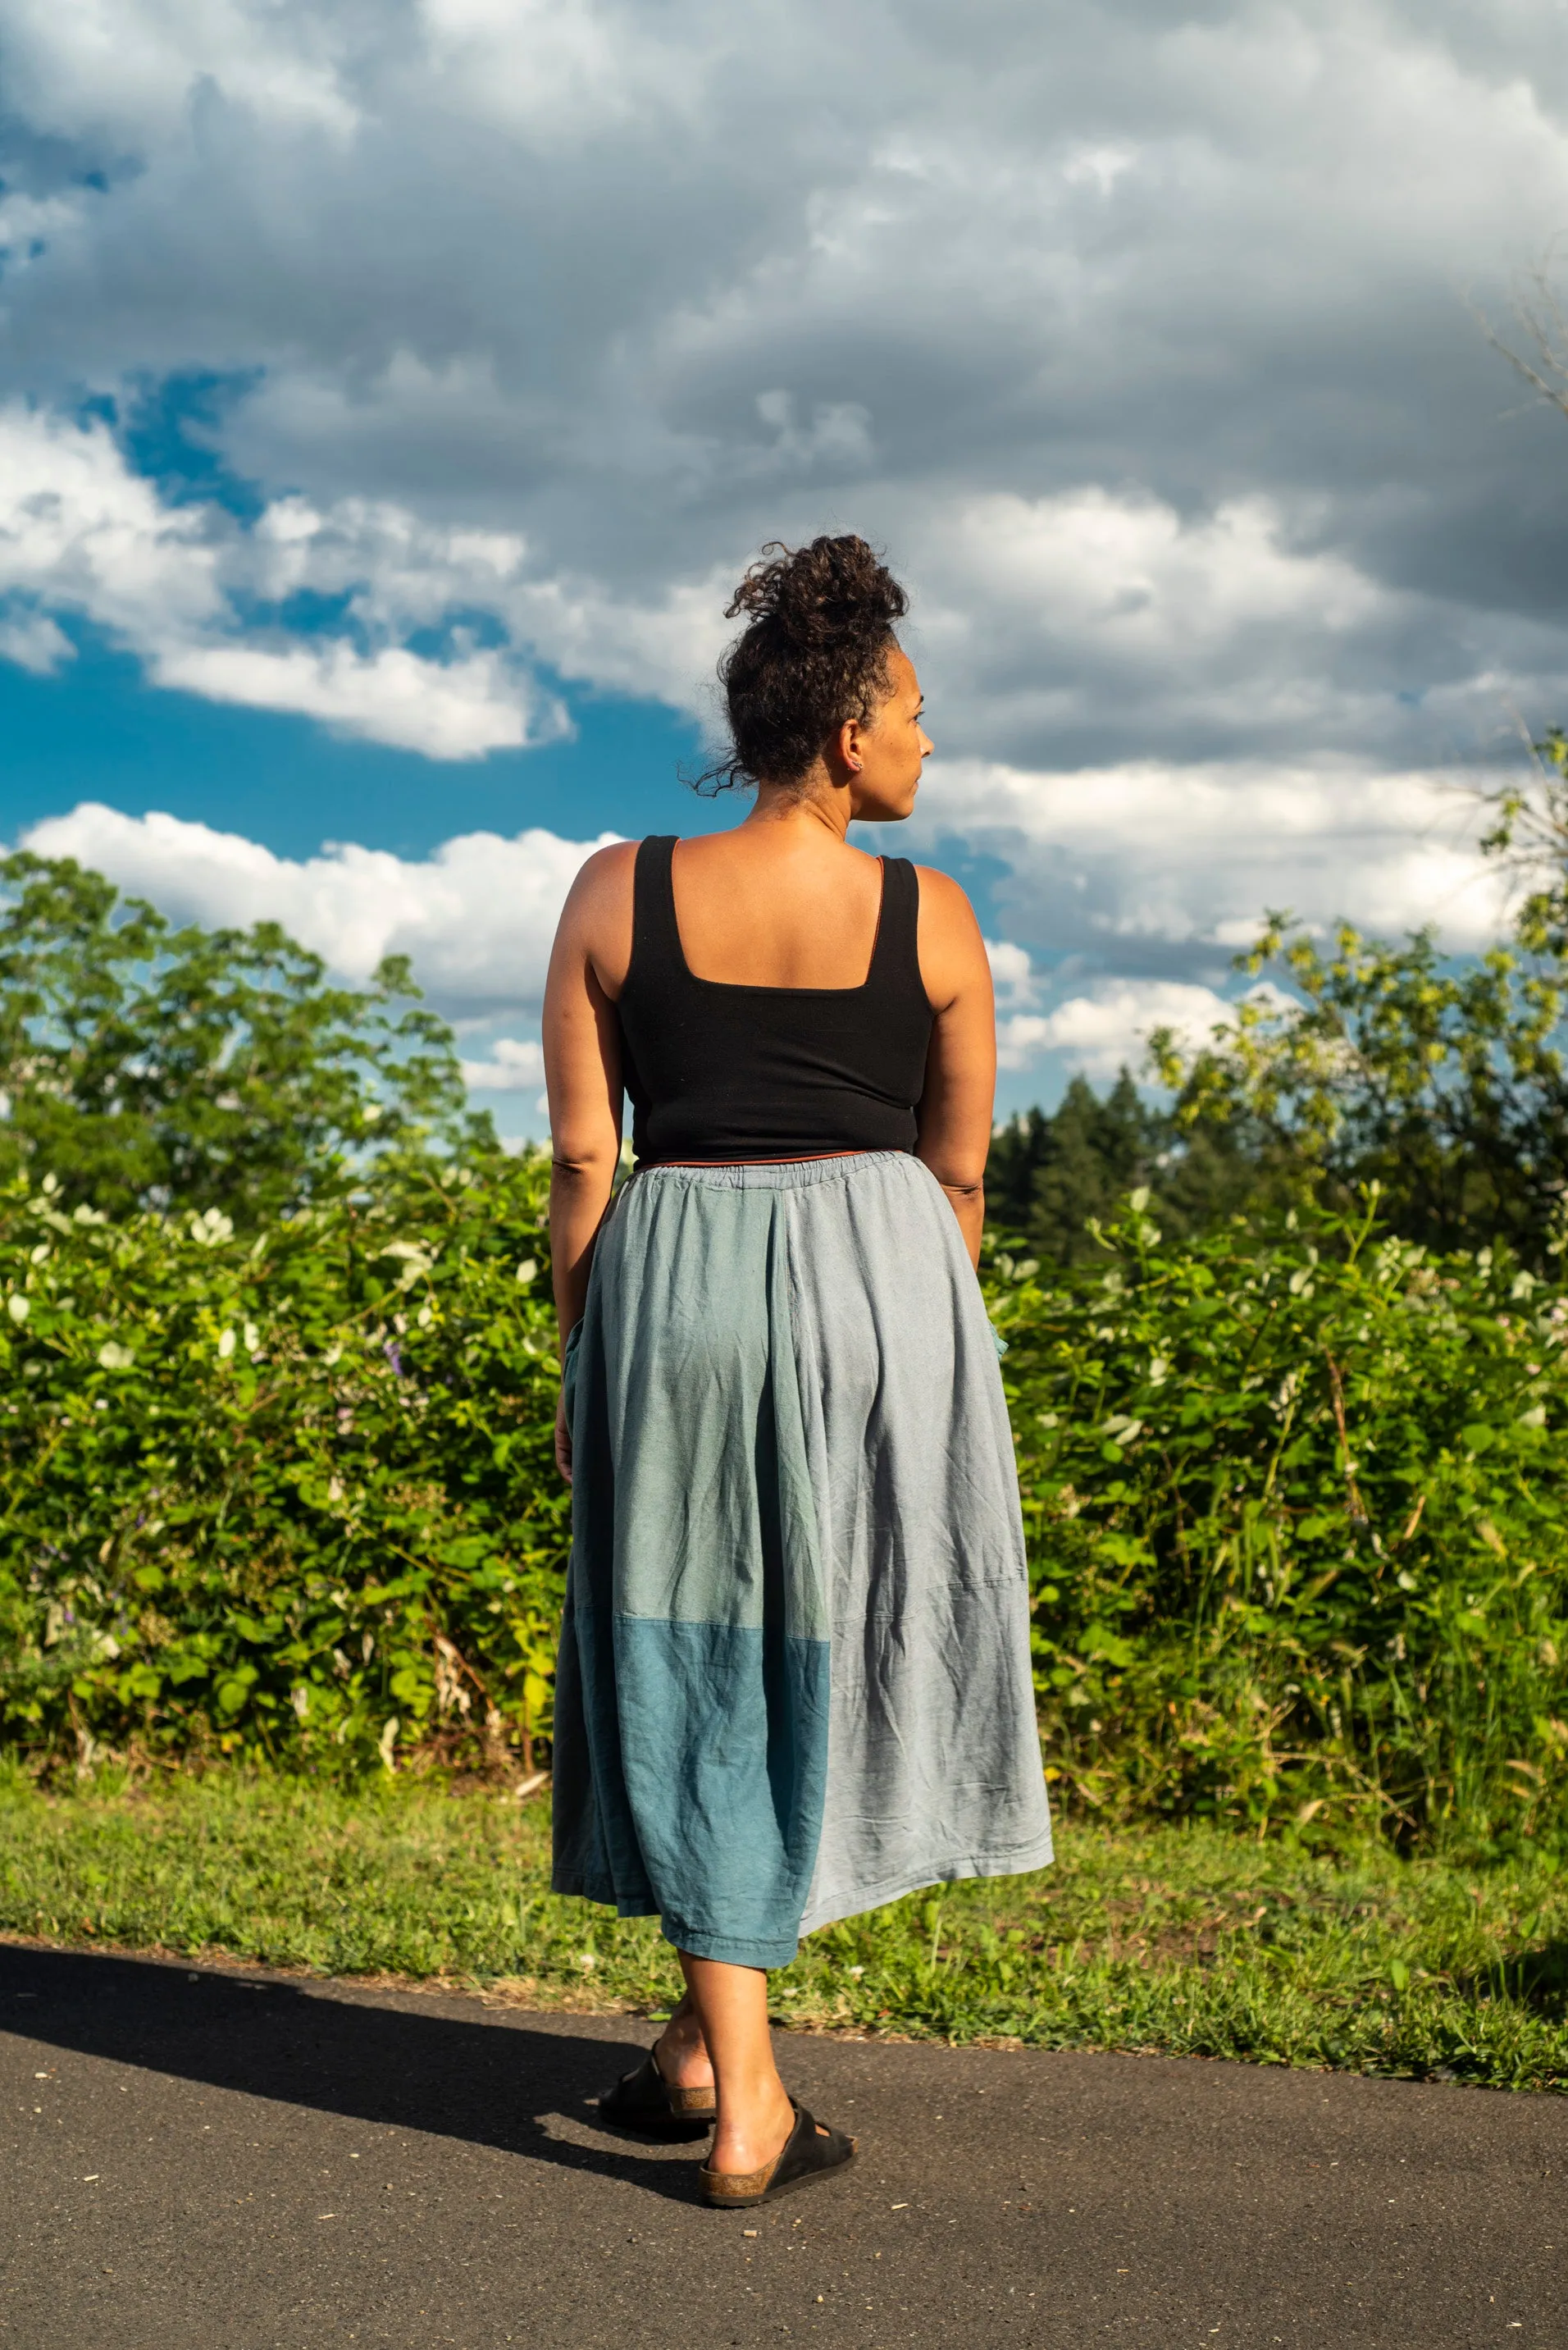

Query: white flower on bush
[7,1294,28,1323]
[217,1327,236,1360]
[96,1341,134,1370]
[515,1257,538,1286]
[189,1208,235,1247]
[244,1322,261,1356]
[379,1240,435,1289]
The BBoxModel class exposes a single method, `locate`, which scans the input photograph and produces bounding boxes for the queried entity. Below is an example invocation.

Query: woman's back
[615,833,933,1166]
[667,828,887,988]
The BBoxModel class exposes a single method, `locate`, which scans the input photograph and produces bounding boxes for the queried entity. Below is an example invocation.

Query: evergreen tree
[987,1070,1292,1260]
[987,1072,1164,1262]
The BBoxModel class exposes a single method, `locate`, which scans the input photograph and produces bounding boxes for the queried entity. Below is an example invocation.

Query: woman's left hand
[554,1384,573,1485]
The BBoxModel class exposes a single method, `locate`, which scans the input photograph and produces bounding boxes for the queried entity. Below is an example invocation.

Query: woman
[543,535,1052,2209]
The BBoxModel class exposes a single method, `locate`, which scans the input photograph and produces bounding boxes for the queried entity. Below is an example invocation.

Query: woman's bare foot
[653,1993,715,2093]
[707,2078,795,2178]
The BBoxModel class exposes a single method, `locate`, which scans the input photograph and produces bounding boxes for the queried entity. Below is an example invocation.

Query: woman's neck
[745,774,850,844]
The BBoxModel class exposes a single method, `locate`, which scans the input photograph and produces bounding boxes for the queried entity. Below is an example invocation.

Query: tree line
[987,733,1568,1267]
[4,732,1568,1262]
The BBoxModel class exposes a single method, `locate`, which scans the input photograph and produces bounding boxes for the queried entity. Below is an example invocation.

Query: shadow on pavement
[0,1938,704,2206]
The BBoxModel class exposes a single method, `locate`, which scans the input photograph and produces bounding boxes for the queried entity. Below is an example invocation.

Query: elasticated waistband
[628,1149,914,1193]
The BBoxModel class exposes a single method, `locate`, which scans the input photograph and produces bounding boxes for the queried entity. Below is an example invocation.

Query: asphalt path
[1,1941,1563,2350]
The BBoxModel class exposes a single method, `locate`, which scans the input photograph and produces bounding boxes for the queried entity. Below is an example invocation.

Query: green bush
[0,1152,566,1776]
[996,1190,1568,1846]
[4,1160,1567,1851]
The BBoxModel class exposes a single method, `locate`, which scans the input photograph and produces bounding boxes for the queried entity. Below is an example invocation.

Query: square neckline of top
[666,842,890,997]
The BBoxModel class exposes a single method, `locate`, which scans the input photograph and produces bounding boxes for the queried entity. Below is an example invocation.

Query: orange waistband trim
[644,1149,895,1170]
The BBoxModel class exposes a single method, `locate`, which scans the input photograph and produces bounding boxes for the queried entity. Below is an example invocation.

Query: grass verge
[2,1768,1565,2092]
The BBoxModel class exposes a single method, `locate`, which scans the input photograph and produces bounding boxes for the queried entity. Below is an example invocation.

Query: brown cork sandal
[599,2047,717,2141]
[699,2101,857,2209]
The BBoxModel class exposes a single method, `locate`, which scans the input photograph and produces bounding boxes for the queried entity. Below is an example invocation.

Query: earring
[849,759,862,772]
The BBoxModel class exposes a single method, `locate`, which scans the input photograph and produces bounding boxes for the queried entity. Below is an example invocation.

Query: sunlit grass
[2,1768,1565,2091]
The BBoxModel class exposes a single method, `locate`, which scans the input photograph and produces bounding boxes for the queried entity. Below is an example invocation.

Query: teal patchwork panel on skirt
[551,1152,1053,1969]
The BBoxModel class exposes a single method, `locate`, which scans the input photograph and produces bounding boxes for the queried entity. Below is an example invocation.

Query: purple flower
[384,1341,405,1377]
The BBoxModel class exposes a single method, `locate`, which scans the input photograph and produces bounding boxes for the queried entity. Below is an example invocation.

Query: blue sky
[0,624,711,864]
[2,1,1566,1134]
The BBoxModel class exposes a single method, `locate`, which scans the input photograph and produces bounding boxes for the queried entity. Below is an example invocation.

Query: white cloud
[154,641,536,759]
[20,802,617,1015]
[0,404,226,640]
[999,980,1244,1082]
[985,938,1038,1011]
[409,0,712,143]
[901,488,1417,767]
[0,406,558,757]
[909,755,1511,978]
[458,1036,545,1092]
[0,0,361,140]
[0,606,72,674]
[927,488,1382,662]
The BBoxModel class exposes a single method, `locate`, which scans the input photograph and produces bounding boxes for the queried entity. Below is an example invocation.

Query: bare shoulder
[554,839,639,996]
[913,863,981,929]
[912,864,989,1011]
[566,837,638,905]
[558,838,637,932]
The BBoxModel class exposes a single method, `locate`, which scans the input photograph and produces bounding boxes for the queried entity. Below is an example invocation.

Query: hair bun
[726,536,908,649]
[697,534,910,793]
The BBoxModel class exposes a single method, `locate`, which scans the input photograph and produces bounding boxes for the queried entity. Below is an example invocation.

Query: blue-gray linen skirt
[550,1151,1054,1967]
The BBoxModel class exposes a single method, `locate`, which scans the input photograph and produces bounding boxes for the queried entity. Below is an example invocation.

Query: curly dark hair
[694,535,909,792]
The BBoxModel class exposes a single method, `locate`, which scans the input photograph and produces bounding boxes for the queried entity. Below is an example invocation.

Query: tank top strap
[866,855,921,992]
[630,835,684,983]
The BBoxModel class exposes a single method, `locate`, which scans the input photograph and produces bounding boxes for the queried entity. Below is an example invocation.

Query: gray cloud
[2,0,1568,1059]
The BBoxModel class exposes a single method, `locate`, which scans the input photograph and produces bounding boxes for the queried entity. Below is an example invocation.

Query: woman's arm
[911,866,996,1270]
[542,844,636,1478]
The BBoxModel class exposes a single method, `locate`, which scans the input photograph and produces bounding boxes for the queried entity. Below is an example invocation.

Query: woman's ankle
[709,2078,794,2175]
[654,2012,714,2088]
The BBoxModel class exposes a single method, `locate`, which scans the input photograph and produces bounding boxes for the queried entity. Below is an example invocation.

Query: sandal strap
[700,2155,778,2203]
[666,2079,720,2116]
[650,2046,718,2115]
[700,2101,856,2207]
[600,2047,717,2132]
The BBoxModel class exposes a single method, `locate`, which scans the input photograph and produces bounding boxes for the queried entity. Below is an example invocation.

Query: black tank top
[617,836,934,1166]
